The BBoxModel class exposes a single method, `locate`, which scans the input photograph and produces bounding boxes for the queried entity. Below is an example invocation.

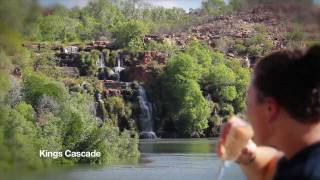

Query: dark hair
[253,45,320,123]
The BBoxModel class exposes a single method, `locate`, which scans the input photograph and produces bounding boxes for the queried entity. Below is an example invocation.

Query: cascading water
[96,52,105,68]
[95,92,105,120]
[96,52,106,80]
[113,55,125,81]
[138,85,157,139]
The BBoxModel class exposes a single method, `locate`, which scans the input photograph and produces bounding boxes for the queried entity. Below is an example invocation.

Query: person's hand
[216,117,257,165]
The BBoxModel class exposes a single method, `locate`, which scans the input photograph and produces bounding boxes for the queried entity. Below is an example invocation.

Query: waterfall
[138,85,157,139]
[113,55,125,81]
[95,92,105,120]
[96,52,105,68]
[244,56,250,68]
[117,56,121,68]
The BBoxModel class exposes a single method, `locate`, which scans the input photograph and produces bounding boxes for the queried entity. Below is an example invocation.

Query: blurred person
[217,45,320,180]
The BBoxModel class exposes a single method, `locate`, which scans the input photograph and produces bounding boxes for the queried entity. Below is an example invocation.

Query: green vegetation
[80,51,97,76]
[0,0,200,43]
[0,70,139,171]
[153,41,250,137]
[112,20,149,50]
[39,15,80,42]
[163,52,211,136]
[229,0,249,11]
[1,0,316,173]
[234,24,273,57]
[0,0,140,173]
[285,25,305,49]
[202,0,230,16]
[103,96,134,130]
[144,40,179,56]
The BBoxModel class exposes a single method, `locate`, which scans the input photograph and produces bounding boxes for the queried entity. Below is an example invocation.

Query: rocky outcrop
[102,80,135,97]
[142,5,319,65]
[59,67,79,78]
[141,51,168,65]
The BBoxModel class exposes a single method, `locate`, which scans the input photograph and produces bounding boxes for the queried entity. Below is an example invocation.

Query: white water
[113,56,125,81]
[96,52,105,68]
[113,56,125,74]
[138,86,157,139]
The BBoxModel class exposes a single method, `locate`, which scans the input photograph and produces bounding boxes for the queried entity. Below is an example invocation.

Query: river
[11,138,245,180]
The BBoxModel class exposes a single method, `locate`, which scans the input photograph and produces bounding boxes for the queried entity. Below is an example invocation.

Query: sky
[38,0,320,11]
[38,0,205,11]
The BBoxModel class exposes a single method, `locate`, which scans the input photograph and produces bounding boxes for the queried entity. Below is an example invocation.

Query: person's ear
[264,97,279,124]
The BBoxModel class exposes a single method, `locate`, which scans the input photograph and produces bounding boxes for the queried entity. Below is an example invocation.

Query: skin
[217,83,320,180]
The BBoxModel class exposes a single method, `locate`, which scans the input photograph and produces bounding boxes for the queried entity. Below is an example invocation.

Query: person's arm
[238,143,283,180]
[216,118,284,180]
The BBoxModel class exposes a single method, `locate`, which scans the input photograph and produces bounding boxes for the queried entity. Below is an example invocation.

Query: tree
[15,102,35,122]
[39,15,64,41]
[0,51,11,101]
[205,64,237,87]
[103,96,133,129]
[185,40,212,75]
[164,53,211,136]
[247,0,313,5]
[202,0,228,16]
[39,15,80,42]
[201,53,250,116]
[51,4,71,17]
[78,15,100,41]
[83,0,124,38]
[177,80,211,135]
[0,0,41,38]
[229,0,249,11]
[166,53,202,83]
[23,73,68,106]
[79,51,96,76]
[0,106,43,171]
[111,20,149,49]
[60,93,139,164]
[219,86,237,101]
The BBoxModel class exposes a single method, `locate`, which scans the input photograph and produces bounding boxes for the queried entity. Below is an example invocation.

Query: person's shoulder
[303,144,320,178]
[274,143,320,180]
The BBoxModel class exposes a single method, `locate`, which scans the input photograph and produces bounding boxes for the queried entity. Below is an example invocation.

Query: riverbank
[4,139,245,180]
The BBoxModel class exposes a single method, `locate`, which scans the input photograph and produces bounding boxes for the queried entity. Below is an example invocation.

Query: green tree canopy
[39,15,80,42]
[111,20,149,49]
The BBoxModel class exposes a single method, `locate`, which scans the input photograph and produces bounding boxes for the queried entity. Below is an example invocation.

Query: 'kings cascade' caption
[39,150,101,159]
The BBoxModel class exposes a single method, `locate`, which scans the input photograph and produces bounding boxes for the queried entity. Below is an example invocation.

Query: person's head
[246,45,320,146]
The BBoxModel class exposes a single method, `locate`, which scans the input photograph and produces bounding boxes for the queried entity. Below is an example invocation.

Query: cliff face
[25,5,319,83]
[21,4,319,138]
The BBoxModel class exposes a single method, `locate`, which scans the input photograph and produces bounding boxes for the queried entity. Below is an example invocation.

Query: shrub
[219,86,237,101]
[286,30,304,42]
[234,43,247,55]
[80,51,96,76]
[23,73,68,106]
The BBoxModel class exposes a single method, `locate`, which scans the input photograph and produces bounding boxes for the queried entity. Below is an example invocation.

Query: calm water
[11,138,245,180]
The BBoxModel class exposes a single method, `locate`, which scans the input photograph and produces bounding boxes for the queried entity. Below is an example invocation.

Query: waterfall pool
[14,138,245,180]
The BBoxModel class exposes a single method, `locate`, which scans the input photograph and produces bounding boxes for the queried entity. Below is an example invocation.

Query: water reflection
[5,138,245,180]
[139,138,216,154]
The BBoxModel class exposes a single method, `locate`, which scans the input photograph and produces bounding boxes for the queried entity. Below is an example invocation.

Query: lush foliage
[111,20,149,50]
[0,2,140,170]
[2,0,199,44]
[155,41,250,137]
[233,24,273,57]
[4,0,312,172]
[163,52,211,136]
[202,0,230,16]
[0,71,139,172]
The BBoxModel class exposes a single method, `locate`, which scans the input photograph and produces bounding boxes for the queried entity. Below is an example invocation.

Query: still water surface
[16,138,246,180]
